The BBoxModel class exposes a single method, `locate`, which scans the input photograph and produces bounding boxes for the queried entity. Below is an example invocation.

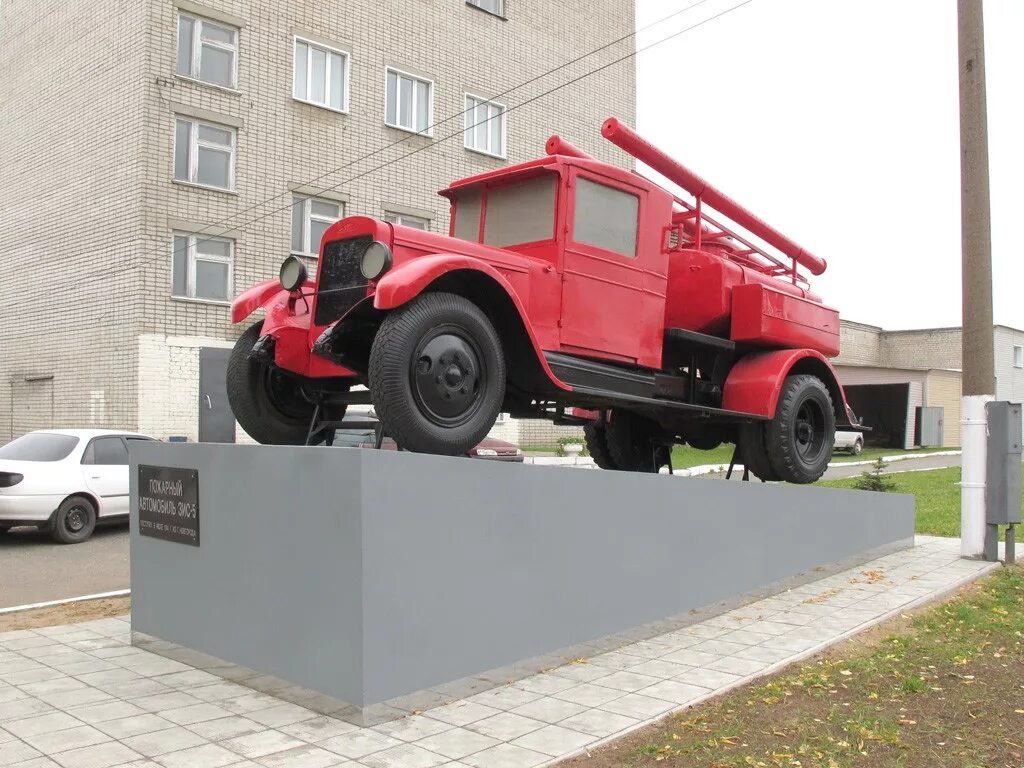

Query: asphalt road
[822,453,961,480]
[0,524,129,609]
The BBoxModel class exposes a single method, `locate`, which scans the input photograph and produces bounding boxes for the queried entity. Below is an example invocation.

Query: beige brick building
[0,0,635,443]
[834,321,1024,449]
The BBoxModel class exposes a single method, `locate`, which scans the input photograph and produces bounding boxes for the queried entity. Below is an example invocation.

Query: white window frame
[382,211,430,230]
[293,36,350,113]
[292,196,343,257]
[176,12,239,90]
[384,67,434,136]
[171,232,234,303]
[173,116,236,191]
[1015,345,1023,369]
[464,93,507,159]
[467,0,504,17]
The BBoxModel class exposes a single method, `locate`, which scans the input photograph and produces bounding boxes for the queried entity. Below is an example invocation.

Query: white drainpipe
[960,394,992,558]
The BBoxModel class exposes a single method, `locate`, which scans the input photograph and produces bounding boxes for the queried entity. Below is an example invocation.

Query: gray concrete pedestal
[129,442,914,723]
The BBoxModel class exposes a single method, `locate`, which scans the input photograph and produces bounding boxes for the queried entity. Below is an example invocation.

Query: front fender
[231,279,285,323]
[373,255,517,311]
[722,349,851,423]
[371,254,571,392]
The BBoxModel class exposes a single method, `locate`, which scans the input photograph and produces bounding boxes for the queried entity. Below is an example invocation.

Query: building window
[172,233,233,301]
[383,211,429,230]
[292,197,342,256]
[464,95,506,158]
[385,68,432,135]
[177,13,238,89]
[467,0,503,16]
[174,117,235,190]
[293,38,349,112]
[1015,345,1023,369]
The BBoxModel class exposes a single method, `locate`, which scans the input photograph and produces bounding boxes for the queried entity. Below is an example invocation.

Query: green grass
[820,464,1024,538]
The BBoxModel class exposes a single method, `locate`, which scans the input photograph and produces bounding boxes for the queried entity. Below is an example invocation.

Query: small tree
[853,458,897,492]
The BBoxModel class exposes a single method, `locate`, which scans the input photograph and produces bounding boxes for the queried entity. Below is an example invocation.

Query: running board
[569,385,768,421]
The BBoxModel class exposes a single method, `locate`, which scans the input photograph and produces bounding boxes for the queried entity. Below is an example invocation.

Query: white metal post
[961,394,992,557]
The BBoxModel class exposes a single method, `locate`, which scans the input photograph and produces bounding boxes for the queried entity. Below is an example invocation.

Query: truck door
[559,171,647,362]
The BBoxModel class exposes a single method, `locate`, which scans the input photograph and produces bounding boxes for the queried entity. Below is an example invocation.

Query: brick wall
[1,0,636,441]
[834,320,882,366]
[0,0,148,441]
[879,328,962,371]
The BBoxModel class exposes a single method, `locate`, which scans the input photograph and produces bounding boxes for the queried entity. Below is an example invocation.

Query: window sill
[384,122,434,138]
[170,296,232,307]
[465,145,507,161]
[172,179,238,196]
[293,97,349,115]
[465,1,506,20]
[174,73,242,96]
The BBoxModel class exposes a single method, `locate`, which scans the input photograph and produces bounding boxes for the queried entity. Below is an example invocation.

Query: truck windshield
[452,173,557,247]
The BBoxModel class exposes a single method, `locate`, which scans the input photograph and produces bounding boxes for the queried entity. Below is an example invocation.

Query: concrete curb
[0,589,131,616]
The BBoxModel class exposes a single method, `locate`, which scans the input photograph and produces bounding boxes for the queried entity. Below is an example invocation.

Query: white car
[833,430,864,455]
[0,429,156,543]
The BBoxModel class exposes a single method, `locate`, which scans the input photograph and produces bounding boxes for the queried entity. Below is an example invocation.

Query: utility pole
[958,0,995,558]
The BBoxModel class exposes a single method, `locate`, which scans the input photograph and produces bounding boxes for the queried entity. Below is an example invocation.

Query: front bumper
[0,494,62,525]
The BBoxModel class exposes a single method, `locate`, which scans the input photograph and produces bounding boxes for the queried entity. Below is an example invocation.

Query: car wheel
[852,439,863,455]
[51,496,97,544]
[227,321,347,445]
[603,411,670,473]
[764,374,836,484]
[369,292,506,455]
[583,422,618,470]
[739,421,779,481]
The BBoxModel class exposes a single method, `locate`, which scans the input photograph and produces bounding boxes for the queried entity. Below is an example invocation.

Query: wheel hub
[411,331,485,425]
[66,508,85,532]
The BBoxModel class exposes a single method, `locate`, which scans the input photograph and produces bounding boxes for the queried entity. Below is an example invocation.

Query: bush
[853,458,897,492]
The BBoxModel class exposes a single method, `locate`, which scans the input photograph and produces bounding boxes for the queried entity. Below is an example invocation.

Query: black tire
[739,422,778,481]
[51,496,96,544]
[604,411,670,473]
[583,422,618,470]
[369,292,506,455]
[764,374,835,484]
[851,438,863,455]
[227,322,344,445]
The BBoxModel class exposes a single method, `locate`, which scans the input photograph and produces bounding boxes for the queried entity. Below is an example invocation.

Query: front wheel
[227,322,346,445]
[369,292,506,455]
[763,374,835,484]
[603,411,671,473]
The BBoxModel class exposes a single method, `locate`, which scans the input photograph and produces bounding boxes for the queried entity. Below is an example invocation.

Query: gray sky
[634,0,1021,330]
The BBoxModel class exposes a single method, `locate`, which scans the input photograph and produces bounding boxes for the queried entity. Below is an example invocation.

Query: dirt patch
[561,569,1022,768]
[0,596,130,632]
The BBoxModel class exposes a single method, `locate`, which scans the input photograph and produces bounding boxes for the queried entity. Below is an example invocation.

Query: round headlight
[360,241,392,280]
[279,256,308,292]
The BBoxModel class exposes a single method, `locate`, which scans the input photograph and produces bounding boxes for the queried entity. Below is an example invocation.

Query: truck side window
[453,189,482,242]
[573,177,639,258]
[483,174,556,247]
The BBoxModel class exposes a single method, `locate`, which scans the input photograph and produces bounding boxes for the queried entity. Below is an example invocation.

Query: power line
[14,0,756,310]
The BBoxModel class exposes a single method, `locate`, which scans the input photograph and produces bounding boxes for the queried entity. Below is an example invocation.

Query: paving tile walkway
[0,536,998,768]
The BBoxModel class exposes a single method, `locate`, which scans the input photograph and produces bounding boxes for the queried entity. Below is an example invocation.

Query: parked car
[834,430,864,455]
[331,416,523,461]
[0,429,155,543]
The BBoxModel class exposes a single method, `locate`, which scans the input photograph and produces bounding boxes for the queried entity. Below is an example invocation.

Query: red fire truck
[227,118,858,483]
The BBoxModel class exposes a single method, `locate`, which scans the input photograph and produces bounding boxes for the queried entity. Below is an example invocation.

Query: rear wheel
[51,496,96,544]
[603,411,670,473]
[739,422,778,481]
[851,438,863,455]
[227,321,346,445]
[764,374,835,484]
[583,422,618,470]
[369,292,506,455]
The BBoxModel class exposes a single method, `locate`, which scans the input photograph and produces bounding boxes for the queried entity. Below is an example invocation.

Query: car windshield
[0,433,80,462]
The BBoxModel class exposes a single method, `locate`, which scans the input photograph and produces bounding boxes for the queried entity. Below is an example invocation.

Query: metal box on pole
[984,401,1022,562]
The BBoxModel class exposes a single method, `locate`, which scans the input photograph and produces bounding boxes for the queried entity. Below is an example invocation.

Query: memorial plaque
[137,465,200,546]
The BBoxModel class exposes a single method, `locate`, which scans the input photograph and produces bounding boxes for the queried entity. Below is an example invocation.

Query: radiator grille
[314,236,372,326]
